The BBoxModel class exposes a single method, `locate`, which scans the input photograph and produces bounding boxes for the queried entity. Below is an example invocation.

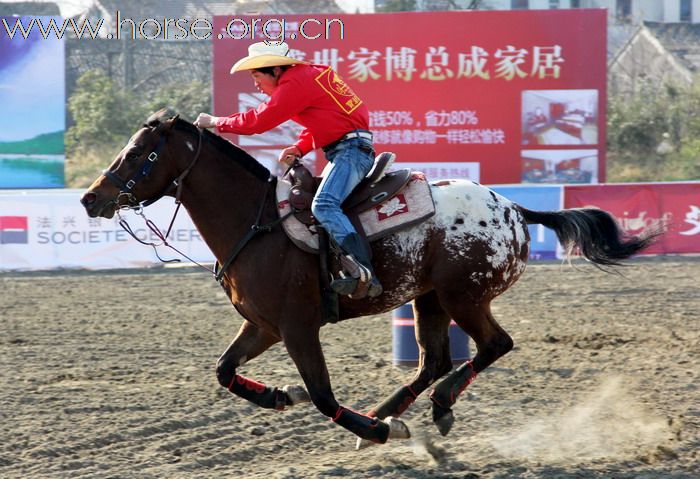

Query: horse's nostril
[81,192,97,207]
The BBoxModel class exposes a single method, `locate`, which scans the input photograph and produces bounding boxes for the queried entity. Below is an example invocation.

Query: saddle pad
[276,172,436,254]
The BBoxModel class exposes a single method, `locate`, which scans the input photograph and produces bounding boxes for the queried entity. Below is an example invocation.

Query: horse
[80,112,658,446]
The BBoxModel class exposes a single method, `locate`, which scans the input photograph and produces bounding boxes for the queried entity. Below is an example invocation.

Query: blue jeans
[311,137,374,247]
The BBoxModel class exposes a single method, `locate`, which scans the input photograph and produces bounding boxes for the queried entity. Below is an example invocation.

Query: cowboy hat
[230,41,307,73]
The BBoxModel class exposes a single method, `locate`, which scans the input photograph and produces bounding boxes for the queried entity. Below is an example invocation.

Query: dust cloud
[490,376,670,462]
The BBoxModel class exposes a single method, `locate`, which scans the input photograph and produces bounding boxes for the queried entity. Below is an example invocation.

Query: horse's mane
[145,110,271,182]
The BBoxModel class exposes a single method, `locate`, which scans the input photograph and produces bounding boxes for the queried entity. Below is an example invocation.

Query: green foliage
[143,81,210,124]
[65,70,211,188]
[607,82,700,182]
[65,71,136,155]
[65,147,119,190]
[670,138,700,179]
[377,0,417,13]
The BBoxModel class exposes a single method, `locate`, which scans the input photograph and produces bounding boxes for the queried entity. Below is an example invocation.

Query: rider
[194,41,382,298]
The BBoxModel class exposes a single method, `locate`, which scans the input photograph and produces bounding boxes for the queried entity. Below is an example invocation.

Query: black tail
[518,206,662,266]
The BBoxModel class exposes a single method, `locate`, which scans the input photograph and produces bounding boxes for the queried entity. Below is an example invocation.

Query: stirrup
[349,274,383,299]
[330,274,359,296]
[330,255,383,298]
[330,274,383,298]
[366,276,383,298]
[330,254,366,296]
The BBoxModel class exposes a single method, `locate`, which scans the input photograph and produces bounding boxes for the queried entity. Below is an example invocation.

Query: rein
[213,177,292,284]
[109,124,292,283]
[111,126,207,268]
[105,126,203,209]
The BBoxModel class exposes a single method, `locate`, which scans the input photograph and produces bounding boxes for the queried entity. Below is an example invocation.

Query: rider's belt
[323,130,373,152]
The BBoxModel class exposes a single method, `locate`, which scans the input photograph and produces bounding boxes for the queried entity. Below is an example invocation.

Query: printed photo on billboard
[521,89,598,146]
[0,17,65,188]
[521,149,598,184]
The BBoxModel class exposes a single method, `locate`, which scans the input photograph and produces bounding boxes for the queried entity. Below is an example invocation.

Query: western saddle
[287,152,411,226]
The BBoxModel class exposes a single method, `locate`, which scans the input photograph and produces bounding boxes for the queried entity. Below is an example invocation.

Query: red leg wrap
[229,374,267,394]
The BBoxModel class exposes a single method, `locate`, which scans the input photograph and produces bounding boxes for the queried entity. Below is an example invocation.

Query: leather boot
[330,233,383,298]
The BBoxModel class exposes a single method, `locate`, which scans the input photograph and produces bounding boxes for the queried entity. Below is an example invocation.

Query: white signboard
[0,190,214,271]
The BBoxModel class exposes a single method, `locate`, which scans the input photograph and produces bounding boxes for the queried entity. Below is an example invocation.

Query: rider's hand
[194,113,219,129]
[278,145,302,166]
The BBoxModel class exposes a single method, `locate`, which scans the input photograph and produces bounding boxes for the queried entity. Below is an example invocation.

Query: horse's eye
[125,152,140,162]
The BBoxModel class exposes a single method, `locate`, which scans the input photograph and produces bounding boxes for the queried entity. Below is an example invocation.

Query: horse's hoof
[384,416,411,440]
[282,384,310,406]
[432,406,454,436]
[355,437,375,450]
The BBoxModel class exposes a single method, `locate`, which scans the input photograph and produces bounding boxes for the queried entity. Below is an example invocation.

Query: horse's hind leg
[429,299,513,436]
[368,291,453,420]
[216,320,310,410]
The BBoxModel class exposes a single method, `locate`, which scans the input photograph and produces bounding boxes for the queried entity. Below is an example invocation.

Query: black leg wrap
[369,385,418,419]
[228,375,288,411]
[429,360,476,410]
[333,407,390,443]
[429,361,476,437]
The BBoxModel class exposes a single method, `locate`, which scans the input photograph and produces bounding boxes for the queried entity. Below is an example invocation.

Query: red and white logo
[617,210,671,234]
[680,205,700,236]
[376,194,408,221]
[0,216,29,244]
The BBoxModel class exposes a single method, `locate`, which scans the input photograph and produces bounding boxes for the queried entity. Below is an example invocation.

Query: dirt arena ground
[1,257,698,478]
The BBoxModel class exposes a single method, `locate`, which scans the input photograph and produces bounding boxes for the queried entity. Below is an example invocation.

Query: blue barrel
[392,303,471,366]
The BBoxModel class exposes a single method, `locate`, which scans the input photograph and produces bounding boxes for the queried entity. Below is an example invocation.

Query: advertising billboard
[565,183,700,255]
[0,16,65,188]
[0,190,213,270]
[491,184,562,259]
[212,9,606,183]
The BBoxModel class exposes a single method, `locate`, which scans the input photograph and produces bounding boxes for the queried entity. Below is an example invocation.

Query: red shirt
[216,63,369,156]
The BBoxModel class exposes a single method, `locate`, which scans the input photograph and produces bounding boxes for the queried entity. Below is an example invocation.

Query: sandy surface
[1,257,698,478]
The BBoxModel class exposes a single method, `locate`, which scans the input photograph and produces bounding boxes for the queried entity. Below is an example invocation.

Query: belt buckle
[338,131,371,144]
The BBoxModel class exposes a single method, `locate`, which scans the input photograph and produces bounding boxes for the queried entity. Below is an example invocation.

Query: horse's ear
[162,114,179,131]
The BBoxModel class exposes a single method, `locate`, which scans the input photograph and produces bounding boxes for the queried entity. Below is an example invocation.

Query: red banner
[565,183,700,254]
[213,9,606,182]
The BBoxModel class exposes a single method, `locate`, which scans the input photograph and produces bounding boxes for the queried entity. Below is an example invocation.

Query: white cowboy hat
[230,41,307,73]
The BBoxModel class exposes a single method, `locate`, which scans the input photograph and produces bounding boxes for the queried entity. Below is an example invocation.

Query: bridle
[103,135,167,209]
[101,122,292,283]
[101,123,206,265]
[103,125,203,209]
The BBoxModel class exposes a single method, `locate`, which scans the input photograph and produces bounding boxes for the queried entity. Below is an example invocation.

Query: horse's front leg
[217,320,310,410]
[281,322,410,444]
